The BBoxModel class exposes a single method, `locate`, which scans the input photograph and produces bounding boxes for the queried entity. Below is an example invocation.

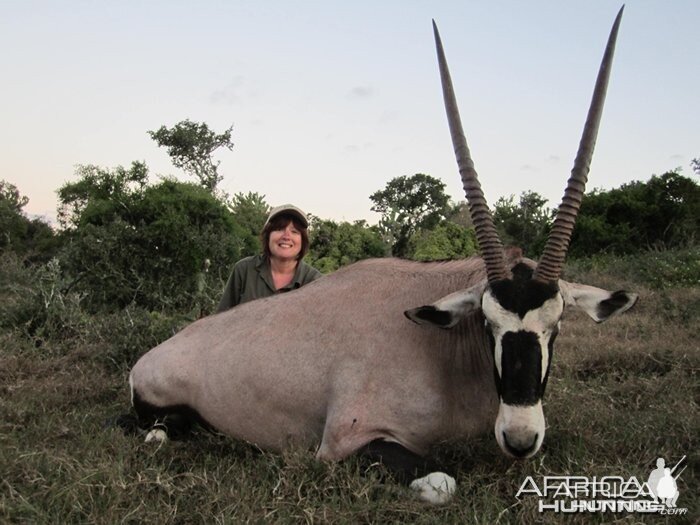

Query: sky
[2,1,698,226]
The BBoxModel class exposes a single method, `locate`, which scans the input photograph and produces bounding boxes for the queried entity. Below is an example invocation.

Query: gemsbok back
[127,7,636,503]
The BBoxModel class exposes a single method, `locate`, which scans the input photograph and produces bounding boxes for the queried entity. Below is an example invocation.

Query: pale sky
[2,1,698,225]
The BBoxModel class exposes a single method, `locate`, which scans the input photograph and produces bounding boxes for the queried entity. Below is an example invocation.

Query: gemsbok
[127,7,636,503]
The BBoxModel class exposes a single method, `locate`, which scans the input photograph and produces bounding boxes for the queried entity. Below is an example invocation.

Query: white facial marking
[481,290,564,381]
[409,472,456,504]
[495,401,545,458]
[482,288,560,458]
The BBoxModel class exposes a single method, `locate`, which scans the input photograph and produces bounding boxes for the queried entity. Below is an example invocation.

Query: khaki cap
[264,204,309,228]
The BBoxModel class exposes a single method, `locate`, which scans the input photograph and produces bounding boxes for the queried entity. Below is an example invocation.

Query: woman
[216,204,322,312]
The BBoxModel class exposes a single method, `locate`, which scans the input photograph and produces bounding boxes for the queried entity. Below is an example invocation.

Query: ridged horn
[433,20,508,283]
[533,6,624,283]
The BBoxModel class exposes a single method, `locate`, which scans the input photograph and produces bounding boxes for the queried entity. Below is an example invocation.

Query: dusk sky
[3,1,698,224]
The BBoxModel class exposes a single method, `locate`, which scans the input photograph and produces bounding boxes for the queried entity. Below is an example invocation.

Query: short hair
[261,213,310,260]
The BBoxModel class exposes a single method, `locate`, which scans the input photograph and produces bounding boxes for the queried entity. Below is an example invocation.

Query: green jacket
[217,255,322,312]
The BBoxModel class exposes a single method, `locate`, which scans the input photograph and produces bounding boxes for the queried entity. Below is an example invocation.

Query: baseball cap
[264,204,309,228]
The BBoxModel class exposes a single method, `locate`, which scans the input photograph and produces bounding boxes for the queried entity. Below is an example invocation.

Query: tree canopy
[307,218,386,273]
[57,164,246,311]
[492,191,554,257]
[149,120,234,192]
[408,221,477,262]
[229,192,270,256]
[57,162,149,229]
[0,180,56,261]
[571,171,699,255]
[3,119,697,318]
[370,174,453,257]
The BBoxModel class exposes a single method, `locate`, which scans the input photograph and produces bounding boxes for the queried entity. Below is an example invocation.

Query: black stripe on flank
[490,263,559,319]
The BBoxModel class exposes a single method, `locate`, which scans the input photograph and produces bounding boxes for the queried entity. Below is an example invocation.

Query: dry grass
[1,266,698,524]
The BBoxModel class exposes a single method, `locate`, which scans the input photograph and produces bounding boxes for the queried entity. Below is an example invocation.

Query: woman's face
[268,221,302,261]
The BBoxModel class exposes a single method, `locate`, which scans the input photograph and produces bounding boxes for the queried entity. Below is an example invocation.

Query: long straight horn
[433,20,508,283]
[533,6,624,283]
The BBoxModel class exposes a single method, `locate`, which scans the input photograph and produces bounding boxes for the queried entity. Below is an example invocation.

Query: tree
[370,174,452,257]
[493,191,554,257]
[570,171,699,255]
[57,162,148,228]
[0,180,57,260]
[408,222,477,262]
[1,180,29,249]
[307,218,387,273]
[229,192,270,257]
[448,201,474,229]
[149,120,234,192]
[57,164,244,312]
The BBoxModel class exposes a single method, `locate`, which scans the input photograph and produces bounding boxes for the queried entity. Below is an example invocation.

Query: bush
[565,247,700,289]
[570,172,699,255]
[0,253,89,344]
[0,252,191,369]
[58,167,245,312]
[0,180,59,262]
[91,307,191,372]
[408,222,477,261]
[493,191,553,257]
[308,219,387,273]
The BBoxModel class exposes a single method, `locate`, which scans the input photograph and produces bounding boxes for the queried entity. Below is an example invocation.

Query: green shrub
[0,253,200,361]
[58,168,246,311]
[565,247,700,289]
[90,307,191,372]
[570,172,699,256]
[308,219,387,273]
[408,222,477,261]
[0,253,89,344]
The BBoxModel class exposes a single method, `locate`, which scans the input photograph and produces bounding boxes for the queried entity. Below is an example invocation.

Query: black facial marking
[485,323,501,398]
[500,331,541,405]
[540,325,558,395]
[596,290,635,322]
[490,263,559,319]
[404,305,452,327]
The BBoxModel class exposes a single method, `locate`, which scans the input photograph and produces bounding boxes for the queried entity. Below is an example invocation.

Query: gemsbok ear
[559,281,638,323]
[405,282,486,328]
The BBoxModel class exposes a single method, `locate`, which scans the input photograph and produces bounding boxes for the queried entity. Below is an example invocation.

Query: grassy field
[1,253,698,524]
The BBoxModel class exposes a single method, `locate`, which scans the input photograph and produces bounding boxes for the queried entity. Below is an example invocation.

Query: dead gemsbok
[127,7,636,503]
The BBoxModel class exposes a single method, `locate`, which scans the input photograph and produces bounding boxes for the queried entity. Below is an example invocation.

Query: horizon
[3,1,698,225]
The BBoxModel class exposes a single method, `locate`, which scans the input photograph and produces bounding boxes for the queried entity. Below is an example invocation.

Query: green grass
[1,256,698,523]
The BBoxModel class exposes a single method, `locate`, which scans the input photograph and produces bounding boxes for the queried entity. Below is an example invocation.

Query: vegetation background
[1,121,698,523]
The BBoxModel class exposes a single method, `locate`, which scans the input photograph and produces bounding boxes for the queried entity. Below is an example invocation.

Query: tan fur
[130,255,516,457]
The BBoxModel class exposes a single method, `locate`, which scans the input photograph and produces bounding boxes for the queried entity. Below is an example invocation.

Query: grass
[1,256,698,523]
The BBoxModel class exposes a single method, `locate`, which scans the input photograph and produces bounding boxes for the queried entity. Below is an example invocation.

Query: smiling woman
[216,204,322,311]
